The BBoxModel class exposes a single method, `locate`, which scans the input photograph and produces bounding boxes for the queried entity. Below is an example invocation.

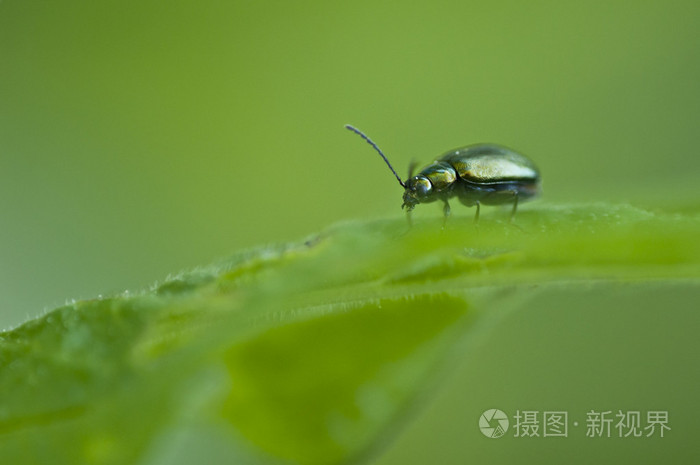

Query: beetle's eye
[414,178,432,198]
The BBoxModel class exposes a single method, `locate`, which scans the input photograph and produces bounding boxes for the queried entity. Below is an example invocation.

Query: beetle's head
[402,175,432,211]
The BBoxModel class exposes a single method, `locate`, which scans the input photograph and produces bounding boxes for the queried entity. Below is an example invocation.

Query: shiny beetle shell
[441,145,539,184]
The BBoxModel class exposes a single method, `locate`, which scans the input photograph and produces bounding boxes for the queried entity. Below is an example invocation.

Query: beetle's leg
[473,200,480,224]
[406,209,413,227]
[407,160,418,179]
[442,200,451,229]
[510,192,519,223]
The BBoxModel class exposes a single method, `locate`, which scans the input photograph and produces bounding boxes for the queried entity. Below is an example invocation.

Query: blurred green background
[1,0,698,463]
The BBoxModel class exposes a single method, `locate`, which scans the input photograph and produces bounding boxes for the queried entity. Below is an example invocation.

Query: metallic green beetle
[345,124,540,224]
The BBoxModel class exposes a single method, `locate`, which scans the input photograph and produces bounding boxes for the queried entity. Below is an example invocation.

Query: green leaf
[0,203,698,465]
[221,294,470,464]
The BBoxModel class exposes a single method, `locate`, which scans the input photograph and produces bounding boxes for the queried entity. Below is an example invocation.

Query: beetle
[345,124,540,224]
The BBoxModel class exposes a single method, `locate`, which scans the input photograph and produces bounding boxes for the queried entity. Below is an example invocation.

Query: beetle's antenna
[345,124,405,188]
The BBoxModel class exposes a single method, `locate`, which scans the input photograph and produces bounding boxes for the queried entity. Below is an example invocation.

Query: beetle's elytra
[345,124,541,224]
